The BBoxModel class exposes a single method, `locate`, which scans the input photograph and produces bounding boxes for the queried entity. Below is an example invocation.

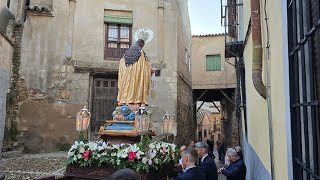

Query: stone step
[2,150,23,158]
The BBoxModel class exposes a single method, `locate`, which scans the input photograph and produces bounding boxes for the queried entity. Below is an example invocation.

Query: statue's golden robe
[117,51,151,105]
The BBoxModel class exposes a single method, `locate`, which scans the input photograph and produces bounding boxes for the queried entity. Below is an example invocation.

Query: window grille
[287,0,320,179]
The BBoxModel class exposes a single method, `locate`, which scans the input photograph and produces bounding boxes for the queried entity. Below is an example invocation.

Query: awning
[104,15,133,25]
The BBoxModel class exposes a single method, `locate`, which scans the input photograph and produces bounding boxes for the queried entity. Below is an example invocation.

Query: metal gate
[287,0,320,179]
[91,77,118,138]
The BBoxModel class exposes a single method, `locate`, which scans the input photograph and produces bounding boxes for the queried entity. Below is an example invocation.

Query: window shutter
[206,55,221,71]
[104,15,133,25]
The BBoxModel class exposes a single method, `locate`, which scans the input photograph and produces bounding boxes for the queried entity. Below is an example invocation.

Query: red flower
[128,151,137,161]
[83,150,90,161]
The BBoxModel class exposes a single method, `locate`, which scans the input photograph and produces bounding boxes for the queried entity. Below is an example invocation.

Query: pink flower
[162,147,166,154]
[128,151,137,161]
[83,150,90,161]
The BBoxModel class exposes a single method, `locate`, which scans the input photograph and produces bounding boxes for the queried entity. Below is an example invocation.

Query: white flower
[70,141,79,150]
[142,157,149,164]
[117,149,128,158]
[130,144,140,152]
[149,143,155,149]
[154,158,159,164]
[88,142,98,151]
[79,147,85,153]
[102,142,109,149]
[163,146,170,153]
[113,144,120,149]
[149,150,156,159]
[136,150,145,159]
[98,145,104,151]
[170,144,176,151]
[116,159,121,165]
[77,154,82,159]
[148,159,153,165]
[67,151,74,158]
[79,141,85,145]
[156,143,161,150]
[120,143,126,147]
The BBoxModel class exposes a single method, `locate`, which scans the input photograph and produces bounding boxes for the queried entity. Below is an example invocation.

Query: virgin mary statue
[117,39,152,105]
[103,33,154,131]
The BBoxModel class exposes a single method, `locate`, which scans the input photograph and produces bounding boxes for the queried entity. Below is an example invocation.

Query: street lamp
[76,106,91,141]
[163,112,173,141]
[135,106,150,141]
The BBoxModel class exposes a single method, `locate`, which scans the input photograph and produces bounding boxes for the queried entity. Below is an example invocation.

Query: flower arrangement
[67,138,179,172]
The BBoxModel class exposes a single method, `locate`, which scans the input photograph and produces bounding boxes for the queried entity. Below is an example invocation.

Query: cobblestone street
[0,152,66,180]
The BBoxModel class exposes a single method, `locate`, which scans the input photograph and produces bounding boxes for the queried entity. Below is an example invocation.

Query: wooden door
[91,77,118,138]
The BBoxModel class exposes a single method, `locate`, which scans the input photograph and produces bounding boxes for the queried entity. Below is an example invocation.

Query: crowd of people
[176,141,246,180]
[109,140,246,180]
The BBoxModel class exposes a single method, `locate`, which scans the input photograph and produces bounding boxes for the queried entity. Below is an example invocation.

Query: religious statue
[102,28,155,133]
[117,38,152,105]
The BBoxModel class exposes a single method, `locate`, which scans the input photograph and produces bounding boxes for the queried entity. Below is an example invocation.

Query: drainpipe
[250,0,266,99]
[250,0,275,179]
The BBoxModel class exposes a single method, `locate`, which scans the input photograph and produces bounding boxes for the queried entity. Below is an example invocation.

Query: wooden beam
[212,101,220,113]
[193,90,208,105]
[219,89,236,106]
[196,101,205,112]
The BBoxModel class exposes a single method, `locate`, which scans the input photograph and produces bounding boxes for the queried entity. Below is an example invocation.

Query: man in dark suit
[195,141,218,180]
[219,148,246,180]
[175,148,206,180]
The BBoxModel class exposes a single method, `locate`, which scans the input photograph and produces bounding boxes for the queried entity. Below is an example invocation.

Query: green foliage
[66,140,179,173]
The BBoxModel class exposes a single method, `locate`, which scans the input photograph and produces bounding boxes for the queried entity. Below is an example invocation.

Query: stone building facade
[191,34,238,148]
[0,0,26,156]
[196,110,221,146]
[5,0,193,152]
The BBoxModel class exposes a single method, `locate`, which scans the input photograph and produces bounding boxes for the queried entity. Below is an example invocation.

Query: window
[105,24,132,59]
[217,118,221,131]
[188,55,191,71]
[206,55,221,71]
[198,131,202,141]
[185,47,188,64]
[204,129,207,137]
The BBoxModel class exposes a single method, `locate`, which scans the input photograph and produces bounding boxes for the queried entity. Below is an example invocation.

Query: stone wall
[18,0,89,152]
[220,91,240,148]
[0,0,26,155]
[175,0,194,146]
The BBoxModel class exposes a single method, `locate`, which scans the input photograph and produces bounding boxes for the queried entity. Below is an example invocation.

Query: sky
[188,0,225,35]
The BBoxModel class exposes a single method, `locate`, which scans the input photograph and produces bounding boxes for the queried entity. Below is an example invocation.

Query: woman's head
[226,148,239,162]
[111,168,140,180]
[136,39,145,48]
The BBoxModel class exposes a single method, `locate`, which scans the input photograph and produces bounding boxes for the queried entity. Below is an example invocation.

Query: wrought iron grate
[287,0,320,179]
